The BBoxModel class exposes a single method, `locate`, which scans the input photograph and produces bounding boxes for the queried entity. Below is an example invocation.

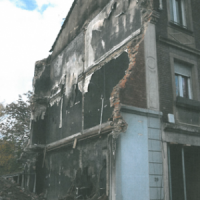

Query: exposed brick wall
[156,42,174,122]
[191,0,200,95]
[155,0,174,121]
[155,1,174,121]
[191,0,200,50]
[120,40,147,109]
[155,0,200,122]
[155,0,168,38]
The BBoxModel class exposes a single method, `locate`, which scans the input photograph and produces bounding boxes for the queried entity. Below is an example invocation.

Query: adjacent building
[25,0,200,199]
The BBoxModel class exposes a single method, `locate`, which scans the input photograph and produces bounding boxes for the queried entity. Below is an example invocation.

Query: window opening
[170,0,186,27]
[168,145,200,200]
[174,61,192,99]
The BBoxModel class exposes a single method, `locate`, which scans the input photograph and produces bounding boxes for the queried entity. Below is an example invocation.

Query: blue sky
[0,0,74,104]
[9,0,52,13]
[10,0,38,10]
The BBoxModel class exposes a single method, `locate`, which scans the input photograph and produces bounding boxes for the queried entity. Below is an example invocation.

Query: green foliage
[0,140,21,175]
[0,103,4,117]
[0,91,32,175]
[0,91,32,147]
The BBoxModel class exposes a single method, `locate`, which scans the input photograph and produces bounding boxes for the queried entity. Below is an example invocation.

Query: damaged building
[23,0,200,199]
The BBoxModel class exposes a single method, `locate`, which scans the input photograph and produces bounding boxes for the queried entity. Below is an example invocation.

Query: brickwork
[156,42,174,122]
[191,0,200,97]
[155,0,168,38]
[155,0,176,122]
[155,0,200,122]
[120,41,147,109]
[191,0,200,50]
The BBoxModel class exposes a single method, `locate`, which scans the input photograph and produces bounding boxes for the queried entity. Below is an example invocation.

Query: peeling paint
[31,103,47,122]
[59,97,63,128]
[63,53,83,98]
[49,74,66,107]
[78,73,93,93]
[92,19,104,31]
[52,54,63,78]
[85,0,141,69]
[29,0,156,199]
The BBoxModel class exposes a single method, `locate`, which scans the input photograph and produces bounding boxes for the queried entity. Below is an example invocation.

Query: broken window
[168,144,200,200]
[174,60,192,99]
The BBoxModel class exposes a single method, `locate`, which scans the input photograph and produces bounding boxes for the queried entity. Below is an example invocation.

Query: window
[168,145,200,200]
[170,0,187,27]
[174,60,192,99]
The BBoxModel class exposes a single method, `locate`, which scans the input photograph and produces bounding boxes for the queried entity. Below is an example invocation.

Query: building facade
[27,0,200,199]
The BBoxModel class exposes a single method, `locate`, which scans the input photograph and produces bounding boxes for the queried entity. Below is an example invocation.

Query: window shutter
[174,61,191,77]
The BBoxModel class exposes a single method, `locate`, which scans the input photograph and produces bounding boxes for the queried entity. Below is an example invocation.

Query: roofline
[49,0,77,52]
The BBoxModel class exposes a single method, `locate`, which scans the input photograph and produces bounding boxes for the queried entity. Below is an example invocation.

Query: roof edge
[49,0,77,52]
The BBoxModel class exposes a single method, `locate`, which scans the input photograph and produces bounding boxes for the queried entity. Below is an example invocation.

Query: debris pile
[0,178,45,200]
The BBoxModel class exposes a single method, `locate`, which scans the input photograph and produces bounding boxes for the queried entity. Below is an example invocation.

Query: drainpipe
[33,173,36,193]
[182,147,187,200]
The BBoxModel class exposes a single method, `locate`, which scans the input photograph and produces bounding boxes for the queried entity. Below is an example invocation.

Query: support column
[33,173,36,193]
[182,147,187,200]
[144,12,160,111]
[22,174,24,188]
[167,145,173,200]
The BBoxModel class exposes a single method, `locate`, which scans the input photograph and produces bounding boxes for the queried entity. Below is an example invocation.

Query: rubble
[0,178,45,200]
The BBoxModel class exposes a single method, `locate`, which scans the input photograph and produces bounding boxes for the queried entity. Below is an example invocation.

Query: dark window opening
[168,145,200,200]
[175,0,183,25]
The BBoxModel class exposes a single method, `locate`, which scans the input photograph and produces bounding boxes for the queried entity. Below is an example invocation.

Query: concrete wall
[114,105,163,200]
[32,0,146,144]
[30,1,163,199]
[51,0,108,59]
[85,0,141,70]
[43,136,108,200]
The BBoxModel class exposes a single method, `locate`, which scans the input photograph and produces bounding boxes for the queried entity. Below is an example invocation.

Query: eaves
[49,0,77,52]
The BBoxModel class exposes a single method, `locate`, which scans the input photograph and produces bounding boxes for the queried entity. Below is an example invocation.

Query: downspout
[81,58,85,135]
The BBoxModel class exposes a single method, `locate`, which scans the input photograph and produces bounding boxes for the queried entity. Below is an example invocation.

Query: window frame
[167,144,200,200]
[167,0,193,31]
[169,53,200,125]
[170,0,187,27]
[175,74,191,98]
[174,61,193,99]
[170,53,199,102]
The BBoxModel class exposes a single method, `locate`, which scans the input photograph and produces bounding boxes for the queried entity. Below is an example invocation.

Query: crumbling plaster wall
[85,0,141,69]
[50,0,109,60]
[31,0,157,199]
[44,136,108,200]
[32,0,154,143]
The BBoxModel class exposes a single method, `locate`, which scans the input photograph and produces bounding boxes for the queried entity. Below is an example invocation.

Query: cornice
[159,36,200,56]
[150,10,160,24]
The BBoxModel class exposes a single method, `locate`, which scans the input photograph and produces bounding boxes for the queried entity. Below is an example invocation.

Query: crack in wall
[110,0,154,138]
[29,1,158,199]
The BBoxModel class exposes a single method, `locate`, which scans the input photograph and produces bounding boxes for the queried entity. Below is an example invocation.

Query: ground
[0,178,45,200]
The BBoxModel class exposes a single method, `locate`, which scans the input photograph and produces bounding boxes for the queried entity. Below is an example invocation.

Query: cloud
[0,0,74,103]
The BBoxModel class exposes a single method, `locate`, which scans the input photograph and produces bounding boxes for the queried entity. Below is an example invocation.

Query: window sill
[176,96,200,111]
[169,21,193,35]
